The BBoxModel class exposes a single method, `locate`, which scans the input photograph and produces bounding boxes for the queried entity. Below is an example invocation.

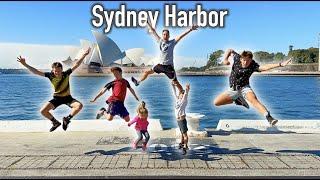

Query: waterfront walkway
[0,130,320,177]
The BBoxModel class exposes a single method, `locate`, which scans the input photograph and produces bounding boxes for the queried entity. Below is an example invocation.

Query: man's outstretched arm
[17,56,45,77]
[259,58,292,72]
[146,20,161,42]
[71,48,91,72]
[175,24,198,44]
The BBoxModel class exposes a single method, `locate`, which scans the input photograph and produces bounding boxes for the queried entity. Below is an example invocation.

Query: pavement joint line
[3,156,25,169]
[86,155,98,169]
[1,154,320,170]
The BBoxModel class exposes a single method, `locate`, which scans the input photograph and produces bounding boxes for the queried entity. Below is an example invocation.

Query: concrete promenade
[0,129,320,177]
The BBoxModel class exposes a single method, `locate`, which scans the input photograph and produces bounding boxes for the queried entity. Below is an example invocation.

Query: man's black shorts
[152,64,177,81]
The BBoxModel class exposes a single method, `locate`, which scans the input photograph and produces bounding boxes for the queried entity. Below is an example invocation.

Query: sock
[264,111,270,117]
[50,117,58,124]
[67,114,73,120]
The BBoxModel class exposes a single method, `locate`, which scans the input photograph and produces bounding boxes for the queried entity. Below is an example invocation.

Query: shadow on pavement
[276,150,320,156]
[84,147,131,155]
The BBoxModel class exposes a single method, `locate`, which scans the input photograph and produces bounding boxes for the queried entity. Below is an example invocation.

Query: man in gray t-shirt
[131,21,198,93]
[159,38,176,66]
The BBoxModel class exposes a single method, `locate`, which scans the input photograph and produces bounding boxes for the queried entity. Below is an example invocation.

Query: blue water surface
[1,74,320,130]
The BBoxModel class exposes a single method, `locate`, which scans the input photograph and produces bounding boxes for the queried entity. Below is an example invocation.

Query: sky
[0,1,320,68]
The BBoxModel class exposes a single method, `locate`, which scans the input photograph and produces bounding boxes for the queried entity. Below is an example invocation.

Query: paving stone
[0,156,24,169]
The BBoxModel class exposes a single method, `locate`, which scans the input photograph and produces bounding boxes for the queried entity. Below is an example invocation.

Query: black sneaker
[234,96,249,109]
[182,146,189,155]
[50,121,61,132]
[178,143,183,149]
[62,117,71,131]
[266,115,278,126]
[131,77,139,86]
[96,108,106,119]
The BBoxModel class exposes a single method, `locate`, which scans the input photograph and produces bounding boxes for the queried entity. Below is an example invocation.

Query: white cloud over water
[0,42,80,69]
[0,42,207,69]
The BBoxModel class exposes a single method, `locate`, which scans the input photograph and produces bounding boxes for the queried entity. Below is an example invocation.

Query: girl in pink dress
[128,101,149,151]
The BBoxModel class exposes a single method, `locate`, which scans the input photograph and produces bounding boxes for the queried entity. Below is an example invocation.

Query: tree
[206,50,224,68]
[288,48,319,63]
[253,51,274,62]
[274,52,286,61]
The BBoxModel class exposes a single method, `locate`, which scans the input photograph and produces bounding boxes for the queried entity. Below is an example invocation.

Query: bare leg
[69,101,83,117]
[105,114,114,121]
[214,92,234,106]
[245,92,268,115]
[182,133,188,147]
[139,69,154,83]
[40,102,61,132]
[123,115,130,122]
[40,102,55,121]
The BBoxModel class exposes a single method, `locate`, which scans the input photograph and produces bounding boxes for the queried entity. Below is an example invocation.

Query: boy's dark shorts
[106,101,129,118]
[152,64,177,81]
[177,119,188,134]
[49,95,77,109]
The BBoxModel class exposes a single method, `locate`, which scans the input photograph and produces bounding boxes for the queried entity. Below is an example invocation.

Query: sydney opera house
[62,31,157,75]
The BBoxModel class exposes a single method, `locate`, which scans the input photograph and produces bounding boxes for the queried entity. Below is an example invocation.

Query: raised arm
[17,56,45,77]
[90,87,107,103]
[222,49,236,65]
[175,24,198,44]
[258,58,292,72]
[71,48,91,72]
[182,84,190,101]
[171,82,178,99]
[129,87,140,102]
[147,20,161,42]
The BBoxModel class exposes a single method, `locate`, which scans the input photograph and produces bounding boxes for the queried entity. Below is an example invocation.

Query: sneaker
[62,117,71,131]
[267,115,278,126]
[182,147,188,155]
[178,143,183,149]
[142,143,147,151]
[96,108,106,119]
[234,96,249,109]
[50,120,61,132]
[131,77,139,86]
[182,145,189,155]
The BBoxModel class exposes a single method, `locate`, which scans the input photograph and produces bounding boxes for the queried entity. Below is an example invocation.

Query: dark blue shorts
[177,119,188,134]
[106,101,129,118]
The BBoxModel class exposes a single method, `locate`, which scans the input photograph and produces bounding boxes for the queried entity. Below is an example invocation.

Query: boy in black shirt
[214,49,292,126]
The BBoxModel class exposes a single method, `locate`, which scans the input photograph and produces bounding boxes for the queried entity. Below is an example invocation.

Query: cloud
[143,54,207,69]
[174,55,207,69]
[0,42,80,69]
[0,42,207,70]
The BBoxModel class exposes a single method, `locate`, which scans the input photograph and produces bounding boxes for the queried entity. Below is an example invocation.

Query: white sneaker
[267,115,278,126]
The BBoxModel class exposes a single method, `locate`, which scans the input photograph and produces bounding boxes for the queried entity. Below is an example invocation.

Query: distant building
[289,45,294,52]
[62,30,158,74]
